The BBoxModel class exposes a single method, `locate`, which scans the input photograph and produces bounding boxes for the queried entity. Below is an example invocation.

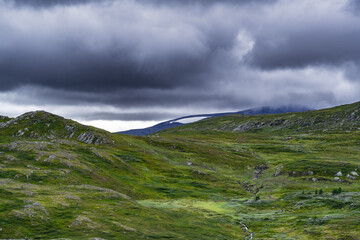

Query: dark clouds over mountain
[0,0,359,130]
[8,0,276,7]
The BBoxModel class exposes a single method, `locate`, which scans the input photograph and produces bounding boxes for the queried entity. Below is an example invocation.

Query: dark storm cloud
[243,0,360,70]
[0,0,360,125]
[347,0,360,13]
[7,0,101,7]
[0,45,211,92]
[78,112,177,121]
[0,0,220,92]
[8,0,276,8]
[248,29,360,69]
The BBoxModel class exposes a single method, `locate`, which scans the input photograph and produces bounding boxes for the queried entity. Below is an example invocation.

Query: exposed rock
[0,111,111,145]
[10,201,49,223]
[350,171,358,176]
[68,185,131,200]
[68,215,96,228]
[77,132,109,145]
[273,166,284,177]
[335,171,342,177]
[237,180,263,196]
[66,195,81,201]
[112,221,136,232]
[254,165,268,179]
[312,178,318,182]
[347,174,356,180]
[192,170,209,176]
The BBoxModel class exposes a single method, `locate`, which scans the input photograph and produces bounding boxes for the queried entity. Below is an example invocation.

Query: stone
[273,166,284,177]
[347,174,356,180]
[335,171,342,177]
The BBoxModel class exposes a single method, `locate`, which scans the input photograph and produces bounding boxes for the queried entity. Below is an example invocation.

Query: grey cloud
[248,29,360,69]
[0,2,219,92]
[347,0,360,13]
[0,46,211,92]
[6,0,102,7]
[76,112,178,121]
[243,0,360,70]
[0,0,360,124]
[8,0,276,8]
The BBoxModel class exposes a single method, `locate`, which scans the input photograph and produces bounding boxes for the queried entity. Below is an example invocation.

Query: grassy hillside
[164,101,360,134]
[0,103,360,239]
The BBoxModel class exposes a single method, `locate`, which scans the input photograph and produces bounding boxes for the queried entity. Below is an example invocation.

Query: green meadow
[0,102,359,239]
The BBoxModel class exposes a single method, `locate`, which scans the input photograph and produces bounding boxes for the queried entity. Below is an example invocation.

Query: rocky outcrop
[10,200,49,224]
[77,132,109,145]
[335,171,342,177]
[0,111,112,145]
[228,103,360,133]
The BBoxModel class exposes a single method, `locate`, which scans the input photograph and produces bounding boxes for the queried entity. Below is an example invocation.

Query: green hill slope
[0,103,360,239]
[0,111,112,144]
[164,101,360,134]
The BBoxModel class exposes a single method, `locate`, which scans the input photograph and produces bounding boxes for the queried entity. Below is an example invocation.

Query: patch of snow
[176,117,208,124]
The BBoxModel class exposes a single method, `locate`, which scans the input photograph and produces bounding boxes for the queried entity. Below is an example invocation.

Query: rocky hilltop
[0,111,112,145]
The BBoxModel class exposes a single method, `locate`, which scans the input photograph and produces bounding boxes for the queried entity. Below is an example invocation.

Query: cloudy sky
[0,0,360,131]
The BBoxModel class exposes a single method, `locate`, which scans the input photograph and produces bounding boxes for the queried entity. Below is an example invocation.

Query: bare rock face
[77,132,109,145]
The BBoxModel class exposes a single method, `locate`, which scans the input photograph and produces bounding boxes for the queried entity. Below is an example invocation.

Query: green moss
[1,103,360,238]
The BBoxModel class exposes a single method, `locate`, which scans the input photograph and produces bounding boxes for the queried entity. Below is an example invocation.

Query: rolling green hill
[0,103,359,239]
[164,101,360,134]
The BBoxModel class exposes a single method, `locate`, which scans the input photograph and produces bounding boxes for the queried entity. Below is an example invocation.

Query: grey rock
[347,174,356,180]
[273,166,284,177]
[335,171,342,177]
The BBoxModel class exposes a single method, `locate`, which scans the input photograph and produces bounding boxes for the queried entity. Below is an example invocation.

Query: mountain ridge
[119,105,311,135]
[164,101,360,134]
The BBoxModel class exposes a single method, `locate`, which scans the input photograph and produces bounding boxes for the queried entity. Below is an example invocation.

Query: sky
[0,0,360,132]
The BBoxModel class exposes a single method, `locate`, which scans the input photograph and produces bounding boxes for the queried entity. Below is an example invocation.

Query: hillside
[0,103,360,239]
[118,105,310,136]
[0,111,112,144]
[164,101,360,134]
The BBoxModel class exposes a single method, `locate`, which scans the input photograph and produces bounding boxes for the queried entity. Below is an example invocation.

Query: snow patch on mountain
[171,117,208,124]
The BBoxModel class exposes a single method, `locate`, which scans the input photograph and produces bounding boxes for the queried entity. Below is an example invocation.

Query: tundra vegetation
[0,102,359,239]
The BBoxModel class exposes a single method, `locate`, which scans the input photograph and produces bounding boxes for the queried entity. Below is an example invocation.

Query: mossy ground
[1,104,360,239]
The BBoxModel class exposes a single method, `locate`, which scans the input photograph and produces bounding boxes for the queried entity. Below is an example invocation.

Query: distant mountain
[118,105,311,135]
